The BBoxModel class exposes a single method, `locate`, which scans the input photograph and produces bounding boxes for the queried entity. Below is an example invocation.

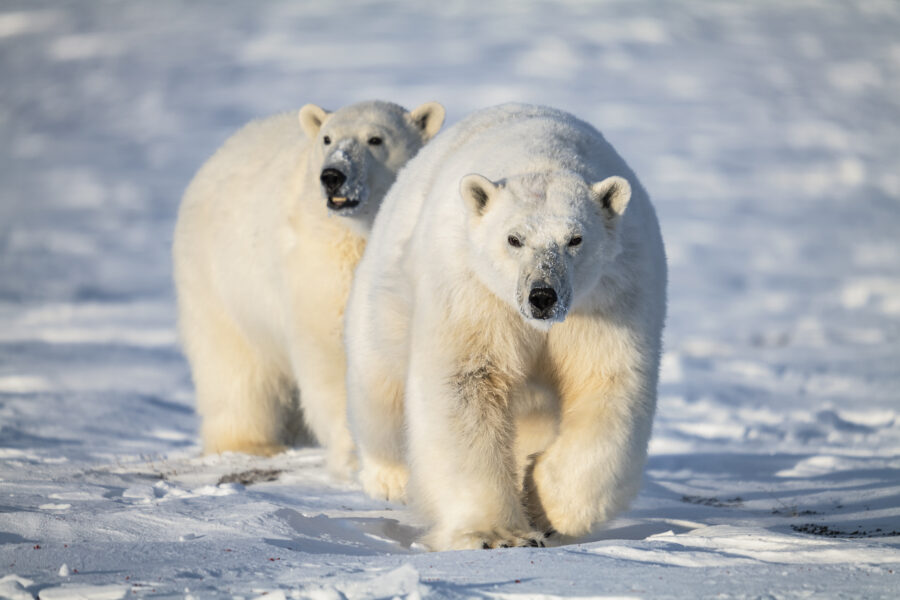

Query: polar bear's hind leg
[183,300,293,457]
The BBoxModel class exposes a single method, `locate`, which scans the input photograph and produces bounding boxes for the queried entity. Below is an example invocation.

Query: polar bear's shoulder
[183,111,306,202]
[212,112,306,165]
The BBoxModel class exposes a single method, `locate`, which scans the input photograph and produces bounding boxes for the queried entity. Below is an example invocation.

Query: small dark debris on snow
[791,523,900,538]
[681,495,744,507]
[771,508,819,517]
[217,469,283,486]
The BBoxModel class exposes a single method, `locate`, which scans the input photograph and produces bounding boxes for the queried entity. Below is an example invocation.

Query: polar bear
[173,100,445,477]
[344,103,666,550]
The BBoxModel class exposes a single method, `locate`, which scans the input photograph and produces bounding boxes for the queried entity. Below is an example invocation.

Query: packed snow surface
[1,1,898,598]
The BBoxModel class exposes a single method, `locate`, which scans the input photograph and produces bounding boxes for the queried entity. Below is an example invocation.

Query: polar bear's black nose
[529,287,557,317]
[320,168,346,194]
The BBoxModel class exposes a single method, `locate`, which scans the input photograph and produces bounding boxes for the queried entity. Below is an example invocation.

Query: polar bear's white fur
[345,104,666,550]
[173,100,444,476]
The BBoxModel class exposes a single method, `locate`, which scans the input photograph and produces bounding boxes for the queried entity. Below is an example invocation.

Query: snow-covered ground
[1,1,899,598]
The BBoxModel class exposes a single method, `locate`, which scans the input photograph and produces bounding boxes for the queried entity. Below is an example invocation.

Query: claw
[482,542,491,550]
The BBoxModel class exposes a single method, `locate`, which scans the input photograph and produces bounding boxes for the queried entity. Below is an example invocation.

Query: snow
[1,0,898,598]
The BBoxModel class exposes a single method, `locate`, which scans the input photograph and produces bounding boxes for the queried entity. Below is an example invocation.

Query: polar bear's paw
[359,458,408,503]
[327,443,359,481]
[205,439,288,458]
[433,527,547,551]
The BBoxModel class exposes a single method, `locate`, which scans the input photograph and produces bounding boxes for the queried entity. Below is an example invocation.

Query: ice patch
[834,409,896,428]
[295,586,346,600]
[0,575,34,600]
[659,352,683,383]
[38,584,128,600]
[40,503,71,511]
[122,480,241,504]
[0,375,50,393]
[0,448,41,461]
[252,592,286,600]
[675,421,746,440]
[0,326,176,348]
[841,277,900,315]
[149,429,192,442]
[0,10,60,38]
[721,360,774,381]
[777,455,848,478]
[336,564,428,599]
[589,526,900,566]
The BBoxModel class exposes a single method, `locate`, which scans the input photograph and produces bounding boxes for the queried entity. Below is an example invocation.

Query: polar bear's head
[299,100,444,232]
[459,170,631,330]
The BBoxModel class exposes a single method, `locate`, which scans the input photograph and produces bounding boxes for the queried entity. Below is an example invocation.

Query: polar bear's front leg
[530,362,656,538]
[347,354,409,503]
[404,325,542,551]
[289,336,358,480]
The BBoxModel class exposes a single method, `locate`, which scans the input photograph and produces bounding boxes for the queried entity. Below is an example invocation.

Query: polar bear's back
[174,111,310,349]
[427,103,633,181]
[180,112,307,215]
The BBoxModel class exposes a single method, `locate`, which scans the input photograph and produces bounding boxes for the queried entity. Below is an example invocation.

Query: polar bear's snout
[518,276,571,326]
[516,247,572,325]
[321,142,369,214]
[320,168,346,194]
[321,167,360,210]
[528,286,558,319]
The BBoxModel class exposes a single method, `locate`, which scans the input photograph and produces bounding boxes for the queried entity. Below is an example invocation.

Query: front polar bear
[345,104,666,550]
[173,100,444,476]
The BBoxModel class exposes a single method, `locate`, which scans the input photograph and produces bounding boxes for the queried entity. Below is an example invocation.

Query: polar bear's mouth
[327,196,361,212]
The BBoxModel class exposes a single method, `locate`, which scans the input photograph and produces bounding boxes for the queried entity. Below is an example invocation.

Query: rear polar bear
[345,103,666,550]
[173,100,445,477]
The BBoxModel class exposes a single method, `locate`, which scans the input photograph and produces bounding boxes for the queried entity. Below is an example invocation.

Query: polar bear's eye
[323,136,331,145]
[508,235,522,248]
[368,136,383,146]
[569,236,583,247]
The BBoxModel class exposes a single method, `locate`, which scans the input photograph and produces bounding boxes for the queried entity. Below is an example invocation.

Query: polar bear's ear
[298,104,330,139]
[591,176,631,217]
[408,102,445,141]
[460,174,497,217]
